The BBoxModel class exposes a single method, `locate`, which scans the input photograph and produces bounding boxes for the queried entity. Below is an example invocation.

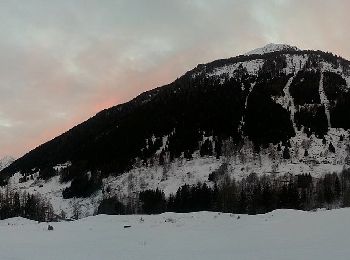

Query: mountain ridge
[244,43,300,55]
[3,44,350,178]
[1,44,350,217]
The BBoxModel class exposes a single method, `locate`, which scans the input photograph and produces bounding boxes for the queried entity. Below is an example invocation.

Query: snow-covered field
[0,209,349,260]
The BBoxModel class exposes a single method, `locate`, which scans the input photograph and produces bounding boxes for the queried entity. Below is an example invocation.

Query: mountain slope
[2,44,350,216]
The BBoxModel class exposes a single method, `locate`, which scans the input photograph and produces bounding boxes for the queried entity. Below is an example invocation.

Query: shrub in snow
[97,197,126,215]
[283,147,290,159]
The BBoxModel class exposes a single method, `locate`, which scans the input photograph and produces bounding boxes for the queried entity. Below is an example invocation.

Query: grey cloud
[0,0,348,157]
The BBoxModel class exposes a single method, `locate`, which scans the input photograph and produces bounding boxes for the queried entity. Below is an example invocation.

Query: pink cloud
[1,0,350,158]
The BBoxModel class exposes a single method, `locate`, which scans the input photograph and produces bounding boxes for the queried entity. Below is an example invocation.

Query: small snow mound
[266,209,307,217]
[0,217,37,226]
[244,43,300,56]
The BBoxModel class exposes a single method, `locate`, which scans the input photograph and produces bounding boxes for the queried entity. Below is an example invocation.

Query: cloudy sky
[0,0,349,158]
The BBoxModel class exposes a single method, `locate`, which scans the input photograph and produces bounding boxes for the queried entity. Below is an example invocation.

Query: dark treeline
[294,105,328,138]
[99,168,350,215]
[0,188,55,222]
[62,170,102,199]
[290,71,321,105]
[322,71,350,130]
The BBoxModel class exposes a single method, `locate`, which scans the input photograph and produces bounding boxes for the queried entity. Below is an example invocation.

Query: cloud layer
[0,0,349,158]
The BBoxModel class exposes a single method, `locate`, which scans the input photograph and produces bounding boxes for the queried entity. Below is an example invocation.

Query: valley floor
[0,209,349,260]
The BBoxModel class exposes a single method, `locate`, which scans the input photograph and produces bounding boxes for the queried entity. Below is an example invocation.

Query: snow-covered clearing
[0,209,349,259]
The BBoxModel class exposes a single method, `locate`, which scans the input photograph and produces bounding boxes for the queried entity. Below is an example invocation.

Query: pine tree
[283,147,291,159]
[329,142,336,153]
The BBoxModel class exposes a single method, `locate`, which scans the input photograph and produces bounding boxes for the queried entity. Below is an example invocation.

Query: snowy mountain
[244,43,300,55]
[2,43,350,217]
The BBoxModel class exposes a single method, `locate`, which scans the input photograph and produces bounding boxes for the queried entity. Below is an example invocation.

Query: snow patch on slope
[274,54,308,131]
[282,76,297,129]
[6,173,99,219]
[207,59,264,78]
[319,71,331,128]
[104,156,220,198]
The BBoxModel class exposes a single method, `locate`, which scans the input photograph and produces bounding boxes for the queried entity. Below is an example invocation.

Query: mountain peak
[244,43,300,56]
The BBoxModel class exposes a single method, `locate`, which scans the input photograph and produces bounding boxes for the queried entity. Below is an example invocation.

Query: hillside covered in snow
[2,43,350,217]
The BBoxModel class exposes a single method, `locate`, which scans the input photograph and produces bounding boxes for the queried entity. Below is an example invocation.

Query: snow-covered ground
[0,208,349,260]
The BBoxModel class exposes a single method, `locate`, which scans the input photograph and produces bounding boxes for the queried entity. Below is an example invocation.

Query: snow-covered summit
[244,43,300,56]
